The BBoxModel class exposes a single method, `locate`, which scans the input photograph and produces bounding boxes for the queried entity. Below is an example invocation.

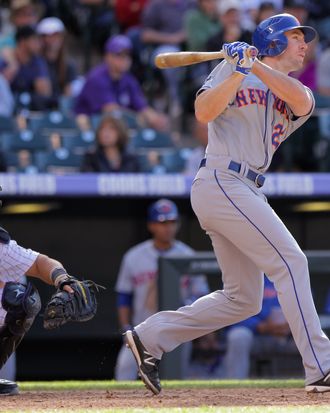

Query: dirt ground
[1,388,330,410]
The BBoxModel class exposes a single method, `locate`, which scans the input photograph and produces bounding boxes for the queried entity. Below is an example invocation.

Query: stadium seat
[111,109,140,130]
[35,148,83,174]
[161,149,190,173]
[62,130,96,155]
[318,112,330,139]
[130,128,174,151]
[90,110,140,131]
[29,111,79,138]
[0,115,16,133]
[136,152,167,174]
[6,129,50,152]
[5,151,39,173]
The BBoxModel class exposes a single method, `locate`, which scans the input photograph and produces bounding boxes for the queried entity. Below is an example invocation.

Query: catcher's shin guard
[0,281,41,368]
[0,325,23,370]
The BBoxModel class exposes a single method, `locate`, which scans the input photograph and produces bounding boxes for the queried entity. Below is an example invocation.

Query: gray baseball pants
[135,162,330,385]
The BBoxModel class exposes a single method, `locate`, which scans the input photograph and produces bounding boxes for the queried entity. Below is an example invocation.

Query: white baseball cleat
[0,379,19,396]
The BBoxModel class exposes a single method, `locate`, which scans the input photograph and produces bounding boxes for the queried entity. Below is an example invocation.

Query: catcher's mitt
[43,279,103,330]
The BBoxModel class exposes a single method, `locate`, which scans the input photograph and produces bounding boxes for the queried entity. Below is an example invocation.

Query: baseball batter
[115,199,209,380]
[125,14,330,395]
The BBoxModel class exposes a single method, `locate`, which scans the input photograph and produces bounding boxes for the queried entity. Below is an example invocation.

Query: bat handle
[221,46,258,58]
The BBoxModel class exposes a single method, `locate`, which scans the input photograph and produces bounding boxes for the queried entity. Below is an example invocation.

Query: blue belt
[199,158,265,188]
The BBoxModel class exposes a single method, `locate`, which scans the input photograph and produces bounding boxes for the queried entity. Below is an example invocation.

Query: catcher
[0,224,100,396]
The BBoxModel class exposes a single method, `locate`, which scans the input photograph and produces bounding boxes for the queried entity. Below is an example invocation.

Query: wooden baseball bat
[154,47,258,69]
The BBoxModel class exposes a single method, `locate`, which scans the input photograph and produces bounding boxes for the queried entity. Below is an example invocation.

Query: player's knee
[239,295,262,318]
[295,250,308,270]
[2,282,41,335]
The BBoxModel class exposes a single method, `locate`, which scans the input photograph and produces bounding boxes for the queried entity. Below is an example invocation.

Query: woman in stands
[37,17,77,110]
[80,114,140,172]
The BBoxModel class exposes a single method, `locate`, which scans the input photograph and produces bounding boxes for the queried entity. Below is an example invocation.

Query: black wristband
[50,268,68,285]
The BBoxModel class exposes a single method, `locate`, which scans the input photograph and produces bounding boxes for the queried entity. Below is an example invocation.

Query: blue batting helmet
[252,13,316,57]
[147,199,179,222]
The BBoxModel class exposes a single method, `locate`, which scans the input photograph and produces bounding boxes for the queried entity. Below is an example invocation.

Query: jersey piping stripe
[213,169,325,377]
[260,89,270,170]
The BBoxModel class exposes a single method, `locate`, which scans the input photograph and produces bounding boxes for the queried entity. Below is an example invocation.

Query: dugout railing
[158,250,330,380]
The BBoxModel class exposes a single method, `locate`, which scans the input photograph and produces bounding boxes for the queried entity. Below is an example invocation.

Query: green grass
[18,378,305,391]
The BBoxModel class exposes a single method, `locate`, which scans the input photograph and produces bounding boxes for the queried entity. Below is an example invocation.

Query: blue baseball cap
[104,35,132,54]
[147,199,179,222]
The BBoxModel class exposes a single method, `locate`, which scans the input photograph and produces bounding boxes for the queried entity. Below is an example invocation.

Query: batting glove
[223,42,257,76]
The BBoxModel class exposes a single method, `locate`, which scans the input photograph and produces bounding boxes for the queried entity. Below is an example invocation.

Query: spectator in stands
[75,34,168,131]
[223,276,298,379]
[140,0,196,116]
[16,150,38,173]
[255,2,278,25]
[0,59,14,117]
[316,45,330,106]
[114,198,209,380]
[184,118,208,176]
[37,17,78,110]
[0,0,43,81]
[56,0,116,56]
[184,0,219,89]
[115,0,149,32]
[10,25,52,111]
[184,0,219,51]
[206,0,253,68]
[283,0,309,26]
[80,114,140,173]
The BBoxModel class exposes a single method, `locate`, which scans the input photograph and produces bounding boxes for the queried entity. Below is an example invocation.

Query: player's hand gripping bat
[154,47,258,69]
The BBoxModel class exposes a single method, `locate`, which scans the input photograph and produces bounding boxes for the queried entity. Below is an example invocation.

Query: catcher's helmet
[252,13,316,57]
[147,199,179,222]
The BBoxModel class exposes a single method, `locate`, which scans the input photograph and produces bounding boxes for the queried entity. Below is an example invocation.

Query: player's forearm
[195,73,244,123]
[25,254,65,285]
[251,59,313,116]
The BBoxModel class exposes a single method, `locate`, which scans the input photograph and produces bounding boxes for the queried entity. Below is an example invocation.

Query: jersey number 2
[272,123,286,150]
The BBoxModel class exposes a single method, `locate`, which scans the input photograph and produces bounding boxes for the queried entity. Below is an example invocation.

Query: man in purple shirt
[75,34,167,131]
[10,25,52,110]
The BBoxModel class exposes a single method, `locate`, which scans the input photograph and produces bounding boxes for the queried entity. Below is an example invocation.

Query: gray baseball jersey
[115,239,209,326]
[203,60,312,170]
[134,61,330,386]
[115,239,208,380]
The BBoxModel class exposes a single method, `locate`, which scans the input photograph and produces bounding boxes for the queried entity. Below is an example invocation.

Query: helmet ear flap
[267,35,288,56]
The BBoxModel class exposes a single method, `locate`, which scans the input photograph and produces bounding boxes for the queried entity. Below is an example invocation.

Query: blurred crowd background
[1,0,330,175]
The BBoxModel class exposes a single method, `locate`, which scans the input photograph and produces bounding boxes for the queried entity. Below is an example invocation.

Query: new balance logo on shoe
[143,351,157,367]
